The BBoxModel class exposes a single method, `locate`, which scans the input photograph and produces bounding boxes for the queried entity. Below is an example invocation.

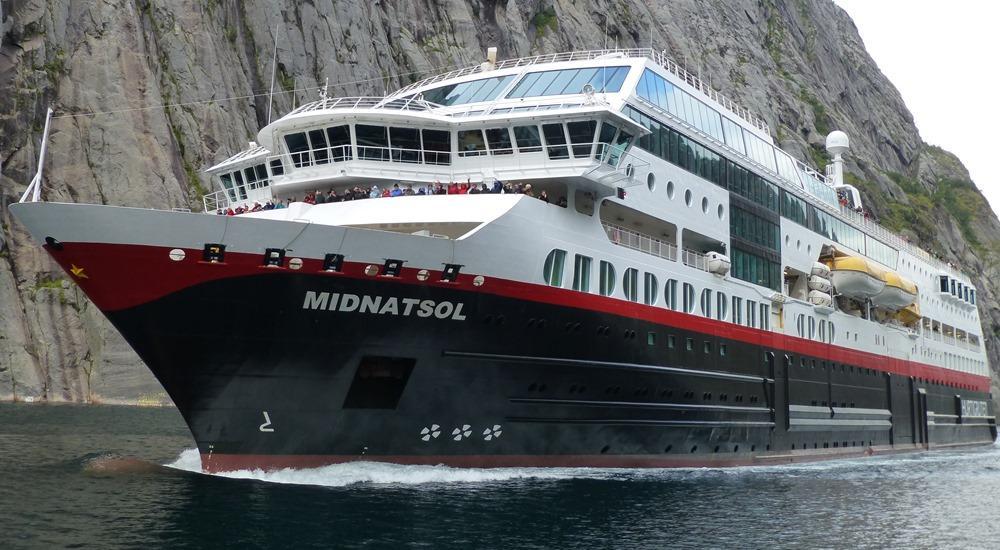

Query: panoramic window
[507,66,629,98]
[420,75,515,106]
[682,282,695,314]
[700,288,713,318]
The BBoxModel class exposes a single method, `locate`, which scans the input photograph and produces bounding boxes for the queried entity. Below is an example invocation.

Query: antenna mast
[266,23,280,124]
[20,107,53,203]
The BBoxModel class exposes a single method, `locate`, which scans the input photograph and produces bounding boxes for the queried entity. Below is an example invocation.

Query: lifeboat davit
[872,272,918,310]
[827,256,886,300]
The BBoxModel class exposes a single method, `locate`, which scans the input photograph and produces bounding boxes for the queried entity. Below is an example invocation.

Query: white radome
[826,131,850,156]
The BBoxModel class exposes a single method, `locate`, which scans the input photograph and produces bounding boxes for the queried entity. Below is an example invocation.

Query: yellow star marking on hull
[69,264,88,279]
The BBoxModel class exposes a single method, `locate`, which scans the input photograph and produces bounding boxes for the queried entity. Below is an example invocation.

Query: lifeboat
[827,256,886,300]
[706,252,731,276]
[807,275,832,293]
[873,272,918,310]
[808,289,833,307]
[894,302,921,327]
[811,262,831,278]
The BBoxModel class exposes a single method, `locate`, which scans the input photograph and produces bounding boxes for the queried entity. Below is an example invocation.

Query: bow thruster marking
[259,411,274,433]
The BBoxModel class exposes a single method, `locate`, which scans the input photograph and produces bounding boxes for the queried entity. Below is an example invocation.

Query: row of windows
[218,160,283,202]
[937,275,977,305]
[795,314,836,343]
[731,248,781,291]
[779,188,898,266]
[544,249,771,329]
[730,206,780,251]
[507,66,629,98]
[625,105,779,214]
[282,120,633,168]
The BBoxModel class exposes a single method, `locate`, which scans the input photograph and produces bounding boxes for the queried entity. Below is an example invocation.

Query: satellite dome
[826,131,850,156]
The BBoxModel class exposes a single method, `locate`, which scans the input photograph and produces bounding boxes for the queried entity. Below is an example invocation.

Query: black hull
[105,270,996,471]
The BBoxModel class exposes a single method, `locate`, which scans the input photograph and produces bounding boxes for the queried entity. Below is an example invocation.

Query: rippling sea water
[2,402,999,549]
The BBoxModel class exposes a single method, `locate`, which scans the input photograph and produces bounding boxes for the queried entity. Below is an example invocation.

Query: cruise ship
[10,48,994,472]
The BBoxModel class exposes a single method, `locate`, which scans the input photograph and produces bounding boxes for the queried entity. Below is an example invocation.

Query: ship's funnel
[481,47,498,71]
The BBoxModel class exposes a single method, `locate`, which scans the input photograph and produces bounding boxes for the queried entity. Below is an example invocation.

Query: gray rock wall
[1,0,998,405]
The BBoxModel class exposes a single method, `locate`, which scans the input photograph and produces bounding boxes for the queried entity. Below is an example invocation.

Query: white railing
[289,96,440,116]
[394,48,770,134]
[682,248,710,272]
[603,222,677,261]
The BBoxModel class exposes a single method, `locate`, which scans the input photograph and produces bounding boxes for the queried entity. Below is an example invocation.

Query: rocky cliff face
[2,0,998,405]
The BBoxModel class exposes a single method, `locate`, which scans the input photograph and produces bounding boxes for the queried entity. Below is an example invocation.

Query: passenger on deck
[314,190,326,204]
[539,190,549,203]
[447,182,459,194]
[404,184,415,196]
[523,184,534,198]
[390,183,403,197]
[327,189,338,203]
[557,196,567,208]
[369,185,380,199]
[492,180,503,193]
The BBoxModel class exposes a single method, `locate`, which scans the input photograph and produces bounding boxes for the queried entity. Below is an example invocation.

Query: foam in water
[165,441,1000,488]
[165,448,617,487]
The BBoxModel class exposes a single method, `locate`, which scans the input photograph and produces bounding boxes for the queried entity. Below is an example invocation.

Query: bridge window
[269,158,285,176]
[356,125,389,161]
[421,129,451,165]
[231,170,247,199]
[514,126,543,153]
[308,129,330,164]
[389,127,421,163]
[485,128,514,155]
[326,125,351,161]
[567,121,597,157]
[284,132,310,167]
[543,249,567,287]
[599,261,616,296]
[219,173,237,201]
[542,124,569,159]
[458,129,487,157]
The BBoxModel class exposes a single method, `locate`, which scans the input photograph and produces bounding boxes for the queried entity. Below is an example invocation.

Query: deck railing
[603,222,677,261]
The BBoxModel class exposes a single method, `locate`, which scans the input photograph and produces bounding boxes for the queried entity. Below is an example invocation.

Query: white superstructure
[201,48,988,383]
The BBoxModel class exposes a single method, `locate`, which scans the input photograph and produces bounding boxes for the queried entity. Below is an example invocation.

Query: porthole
[667,181,675,199]
[646,172,656,192]
[717,204,725,219]
[785,234,790,245]
[701,197,709,213]
[796,239,801,250]
[684,189,692,206]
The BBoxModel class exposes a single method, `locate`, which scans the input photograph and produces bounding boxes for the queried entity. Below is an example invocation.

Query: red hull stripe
[200,444,987,473]
[47,242,991,392]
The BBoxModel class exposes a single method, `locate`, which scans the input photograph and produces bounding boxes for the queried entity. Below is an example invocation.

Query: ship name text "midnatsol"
[302,291,467,320]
